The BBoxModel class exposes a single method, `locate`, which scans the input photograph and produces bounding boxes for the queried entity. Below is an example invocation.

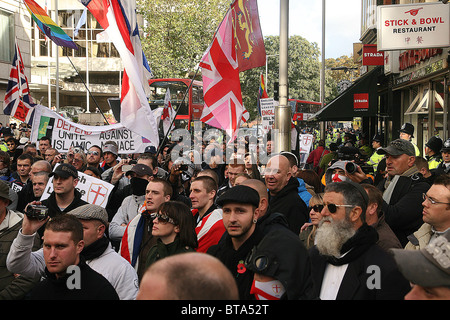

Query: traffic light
[273,82,279,101]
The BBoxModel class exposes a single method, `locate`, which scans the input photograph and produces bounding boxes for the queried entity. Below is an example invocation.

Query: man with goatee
[309,181,410,300]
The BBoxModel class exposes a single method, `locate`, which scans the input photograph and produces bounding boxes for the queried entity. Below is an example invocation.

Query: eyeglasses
[310,204,324,213]
[150,212,176,225]
[87,151,99,156]
[324,203,355,213]
[422,193,450,205]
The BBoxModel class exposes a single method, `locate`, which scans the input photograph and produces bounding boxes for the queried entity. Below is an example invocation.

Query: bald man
[264,155,309,234]
[137,252,238,300]
[241,178,292,235]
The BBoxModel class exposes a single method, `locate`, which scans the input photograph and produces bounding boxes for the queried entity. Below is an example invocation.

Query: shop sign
[377,3,450,51]
[354,93,369,111]
[363,44,384,66]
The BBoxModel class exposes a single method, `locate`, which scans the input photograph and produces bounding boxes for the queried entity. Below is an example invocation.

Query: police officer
[366,133,384,171]
[399,123,420,156]
[424,136,443,170]
[435,138,450,175]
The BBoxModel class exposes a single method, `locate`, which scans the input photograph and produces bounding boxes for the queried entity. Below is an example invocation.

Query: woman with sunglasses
[144,201,198,269]
[299,193,324,249]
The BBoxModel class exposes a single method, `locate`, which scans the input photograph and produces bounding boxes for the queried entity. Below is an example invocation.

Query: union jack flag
[3,41,36,124]
[200,9,248,140]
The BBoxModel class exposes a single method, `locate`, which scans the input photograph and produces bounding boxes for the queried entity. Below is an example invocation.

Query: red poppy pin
[237,260,246,274]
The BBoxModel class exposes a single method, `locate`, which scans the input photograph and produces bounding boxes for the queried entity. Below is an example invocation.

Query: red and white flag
[81,0,158,145]
[3,41,36,124]
[162,89,175,136]
[200,0,265,140]
[200,9,247,140]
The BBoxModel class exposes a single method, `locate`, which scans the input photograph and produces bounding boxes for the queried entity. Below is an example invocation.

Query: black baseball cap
[49,163,78,179]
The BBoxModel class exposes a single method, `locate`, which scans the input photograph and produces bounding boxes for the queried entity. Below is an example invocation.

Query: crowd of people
[0,120,448,301]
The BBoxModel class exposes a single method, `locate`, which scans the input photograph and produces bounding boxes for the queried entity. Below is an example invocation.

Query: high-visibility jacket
[367,148,384,170]
[427,154,442,170]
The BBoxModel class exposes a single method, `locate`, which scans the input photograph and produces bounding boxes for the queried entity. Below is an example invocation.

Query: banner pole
[65,55,110,125]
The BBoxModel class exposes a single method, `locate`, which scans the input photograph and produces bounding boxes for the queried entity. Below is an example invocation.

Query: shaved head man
[137,252,238,300]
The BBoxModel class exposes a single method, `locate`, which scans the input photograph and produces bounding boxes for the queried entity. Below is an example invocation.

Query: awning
[309,66,382,121]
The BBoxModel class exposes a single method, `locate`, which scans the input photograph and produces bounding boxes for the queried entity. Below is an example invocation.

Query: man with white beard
[309,181,410,300]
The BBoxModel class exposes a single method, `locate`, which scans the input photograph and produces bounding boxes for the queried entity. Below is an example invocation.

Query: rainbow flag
[259,73,269,99]
[23,0,77,49]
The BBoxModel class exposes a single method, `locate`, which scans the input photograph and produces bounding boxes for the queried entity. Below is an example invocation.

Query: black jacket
[42,189,88,219]
[28,258,119,300]
[267,177,309,234]
[309,224,410,300]
[377,174,430,247]
[207,226,264,300]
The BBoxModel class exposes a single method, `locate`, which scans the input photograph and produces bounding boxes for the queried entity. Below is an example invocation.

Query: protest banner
[259,98,275,133]
[40,165,114,208]
[30,105,155,153]
[298,134,314,168]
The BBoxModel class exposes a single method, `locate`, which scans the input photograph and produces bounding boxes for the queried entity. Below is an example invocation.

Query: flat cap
[67,204,109,226]
[217,185,260,207]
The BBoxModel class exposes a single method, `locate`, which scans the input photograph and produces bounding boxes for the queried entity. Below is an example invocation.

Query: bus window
[192,85,204,104]
[148,80,189,116]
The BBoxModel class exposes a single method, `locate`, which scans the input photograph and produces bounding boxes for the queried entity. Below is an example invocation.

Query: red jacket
[307,146,329,168]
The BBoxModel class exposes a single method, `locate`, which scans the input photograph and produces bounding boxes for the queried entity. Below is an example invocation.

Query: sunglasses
[87,151,99,156]
[310,204,324,213]
[324,203,355,213]
[150,212,176,225]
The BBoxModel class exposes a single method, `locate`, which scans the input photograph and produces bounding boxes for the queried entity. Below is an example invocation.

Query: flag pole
[65,55,109,125]
[154,66,200,158]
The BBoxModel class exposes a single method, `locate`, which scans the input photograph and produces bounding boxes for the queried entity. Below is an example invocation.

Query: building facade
[1,0,124,125]
[361,0,449,154]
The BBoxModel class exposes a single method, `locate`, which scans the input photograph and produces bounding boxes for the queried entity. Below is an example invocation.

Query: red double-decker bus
[289,99,322,123]
[148,78,204,129]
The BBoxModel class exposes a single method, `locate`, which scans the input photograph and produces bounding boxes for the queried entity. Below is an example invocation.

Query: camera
[345,162,358,174]
[179,164,188,171]
[26,205,49,220]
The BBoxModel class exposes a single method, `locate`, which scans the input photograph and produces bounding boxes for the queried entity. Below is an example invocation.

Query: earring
[253,219,257,224]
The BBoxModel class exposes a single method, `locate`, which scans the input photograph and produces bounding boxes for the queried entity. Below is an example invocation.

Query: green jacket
[145,237,195,269]
[0,210,41,300]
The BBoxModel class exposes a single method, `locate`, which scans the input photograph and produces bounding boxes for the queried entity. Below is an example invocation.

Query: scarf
[382,165,419,204]
[81,236,110,261]
[325,223,379,266]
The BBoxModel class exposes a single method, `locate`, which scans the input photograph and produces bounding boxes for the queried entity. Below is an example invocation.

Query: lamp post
[265,54,279,87]
[274,0,290,153]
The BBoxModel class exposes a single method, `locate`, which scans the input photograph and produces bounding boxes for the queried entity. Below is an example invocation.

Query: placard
[30,105,154,153]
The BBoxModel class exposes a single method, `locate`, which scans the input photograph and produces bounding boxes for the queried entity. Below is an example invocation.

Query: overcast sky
[257,0,362,59]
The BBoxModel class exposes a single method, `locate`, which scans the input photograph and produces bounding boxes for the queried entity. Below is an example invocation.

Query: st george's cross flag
[162,89,175,136]
[3,41,36,124]
[81,0,158,146]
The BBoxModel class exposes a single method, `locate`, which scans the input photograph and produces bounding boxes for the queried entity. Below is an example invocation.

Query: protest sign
[30,105,155,153]
[40,165,114,208]
[299,134,314,154]
[259,98,275,133]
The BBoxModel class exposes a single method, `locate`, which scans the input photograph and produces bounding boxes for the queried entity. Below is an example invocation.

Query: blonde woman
[299,193,324,249]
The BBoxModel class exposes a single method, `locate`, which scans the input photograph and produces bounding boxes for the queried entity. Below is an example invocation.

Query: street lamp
[265,54,279,87]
